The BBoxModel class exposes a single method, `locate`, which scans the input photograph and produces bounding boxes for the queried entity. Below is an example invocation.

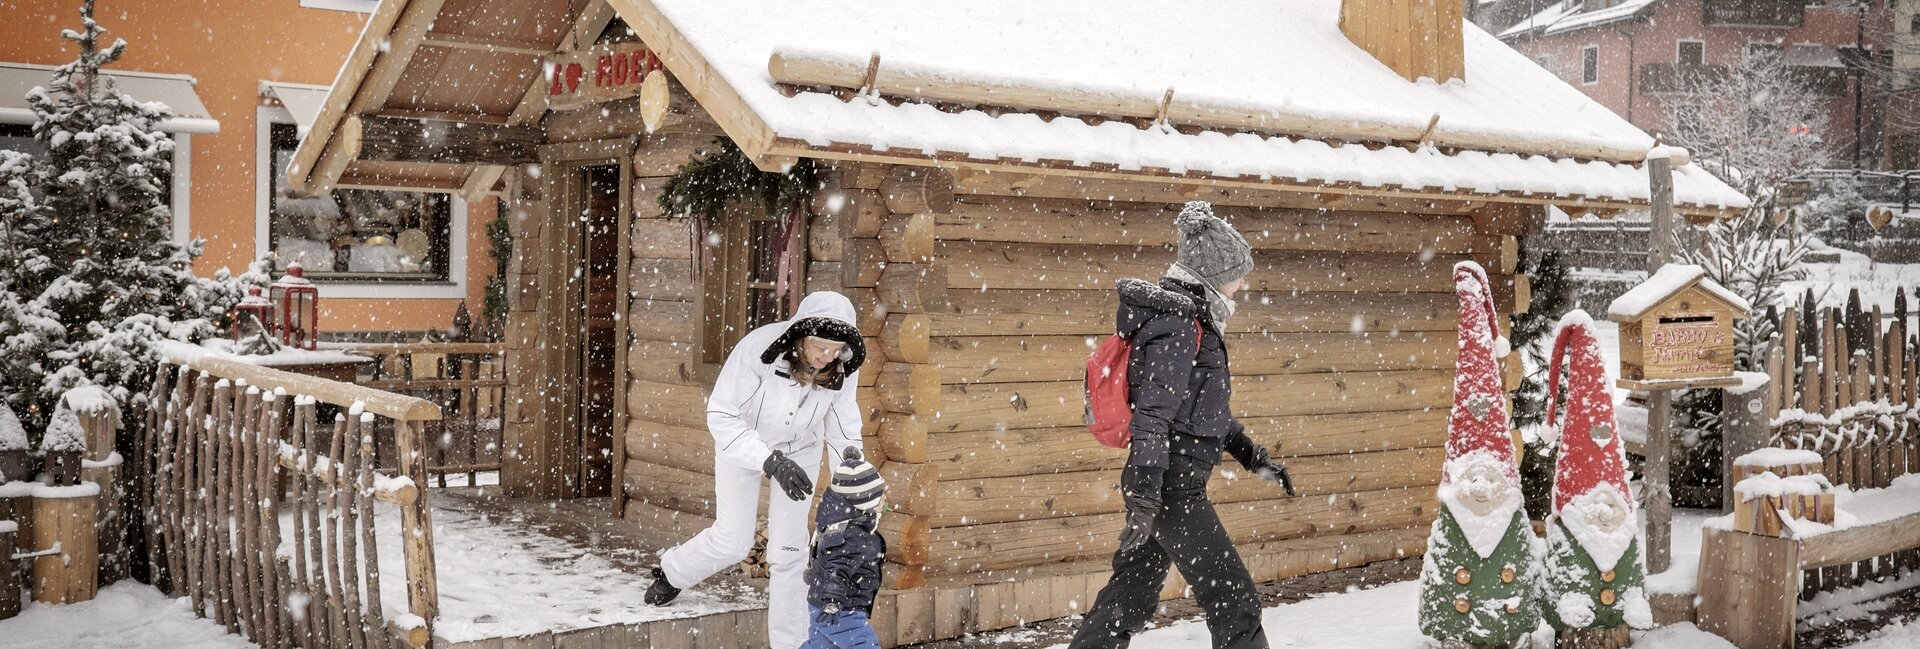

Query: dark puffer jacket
[804,489,886,612]
[1116,277,1266,472]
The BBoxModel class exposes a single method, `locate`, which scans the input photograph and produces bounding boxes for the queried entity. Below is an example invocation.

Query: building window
[1746,42,1782,61]
[265,122,451,282]
[1677,40,1705,67]
[1911,15,1920,34]
[700,207,796,365]
[1582,46,1599,84]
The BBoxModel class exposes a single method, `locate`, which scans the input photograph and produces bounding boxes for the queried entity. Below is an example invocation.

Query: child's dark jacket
[805,490,886,612]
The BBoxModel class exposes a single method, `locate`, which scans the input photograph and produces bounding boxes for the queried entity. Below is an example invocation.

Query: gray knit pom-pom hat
[1173,201,1253,289]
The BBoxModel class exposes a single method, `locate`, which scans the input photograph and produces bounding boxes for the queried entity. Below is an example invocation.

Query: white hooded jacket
[707,292,865,471]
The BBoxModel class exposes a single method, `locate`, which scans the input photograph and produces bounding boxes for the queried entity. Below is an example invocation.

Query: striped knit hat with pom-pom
[832,447,886,512]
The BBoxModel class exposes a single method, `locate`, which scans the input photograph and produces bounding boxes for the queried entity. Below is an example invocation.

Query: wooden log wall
[1759,288,1920,600]
[806,162,1529,586]
[620,131,718,519]
[139,361,437,649]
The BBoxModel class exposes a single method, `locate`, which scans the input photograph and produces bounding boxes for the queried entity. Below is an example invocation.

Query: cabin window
[265,122,452,282]
[1582,46,1599,84]
[700,207,796,365]
[1677,40,1705,67]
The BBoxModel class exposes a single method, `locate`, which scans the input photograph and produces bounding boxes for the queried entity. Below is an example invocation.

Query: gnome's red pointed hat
[1546,310,1632,514]
[1444,261,1515,482]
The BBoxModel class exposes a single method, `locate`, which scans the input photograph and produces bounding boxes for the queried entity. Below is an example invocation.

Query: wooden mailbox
[1607,264,1750,390]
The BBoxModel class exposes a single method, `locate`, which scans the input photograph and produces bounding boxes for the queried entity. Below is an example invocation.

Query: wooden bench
[1695,509,1920,649]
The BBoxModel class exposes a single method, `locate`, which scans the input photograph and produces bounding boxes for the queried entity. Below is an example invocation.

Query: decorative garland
[657,137,820,311]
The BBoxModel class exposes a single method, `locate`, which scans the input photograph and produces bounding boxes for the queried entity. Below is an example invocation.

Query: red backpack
[1084,319,1202,449]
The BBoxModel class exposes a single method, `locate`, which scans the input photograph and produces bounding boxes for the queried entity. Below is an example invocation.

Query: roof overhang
[0,61,219,134]
[289,0,1748,218]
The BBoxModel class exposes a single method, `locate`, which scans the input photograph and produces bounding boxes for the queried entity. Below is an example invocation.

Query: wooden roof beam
[421,32,555,57]
[358,115,543,166]
[286,0,410,195]
[608,0,781,167]
[356,0,453,114]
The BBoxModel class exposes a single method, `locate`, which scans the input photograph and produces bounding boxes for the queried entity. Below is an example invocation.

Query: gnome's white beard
[1437,451,1523,559]
[1556,483,1637,572]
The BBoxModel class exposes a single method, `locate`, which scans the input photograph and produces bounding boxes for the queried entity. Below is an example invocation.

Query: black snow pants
[1068,452,1268,649]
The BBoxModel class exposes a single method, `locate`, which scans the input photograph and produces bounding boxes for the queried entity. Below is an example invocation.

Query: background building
[0,0,500,335]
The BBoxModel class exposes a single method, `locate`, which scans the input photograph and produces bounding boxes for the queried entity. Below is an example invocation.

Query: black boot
[644,566,681,606]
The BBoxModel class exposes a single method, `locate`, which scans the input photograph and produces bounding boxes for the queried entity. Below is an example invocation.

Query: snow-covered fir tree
[0,399,26,454]
[0,1,247,432]
[40,402,85,454]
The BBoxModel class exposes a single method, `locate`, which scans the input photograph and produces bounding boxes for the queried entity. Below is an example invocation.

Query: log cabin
[286,0,1748,643]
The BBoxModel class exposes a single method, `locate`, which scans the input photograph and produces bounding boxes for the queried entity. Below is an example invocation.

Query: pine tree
[41,402,85,454]
[0,1,246,432]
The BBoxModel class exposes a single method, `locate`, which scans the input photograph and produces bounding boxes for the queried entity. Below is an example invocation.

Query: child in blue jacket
[802,448,887,649]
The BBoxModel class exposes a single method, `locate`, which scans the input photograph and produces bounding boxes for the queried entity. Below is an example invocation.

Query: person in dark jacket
[801,447,888,649]
[1069,201,1296,649]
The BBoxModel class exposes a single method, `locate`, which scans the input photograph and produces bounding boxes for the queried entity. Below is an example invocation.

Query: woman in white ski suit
[648,291,867,649]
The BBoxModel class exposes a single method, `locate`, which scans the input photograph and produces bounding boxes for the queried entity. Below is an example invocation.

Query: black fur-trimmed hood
[1116,277,1201,337]
[758,291,866,388]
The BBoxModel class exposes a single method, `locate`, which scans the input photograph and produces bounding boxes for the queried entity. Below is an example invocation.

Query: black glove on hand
[1235,443,1297,497]
[764,450,814,501]
[1257,460,1296,497]
[1117,464,1164,553]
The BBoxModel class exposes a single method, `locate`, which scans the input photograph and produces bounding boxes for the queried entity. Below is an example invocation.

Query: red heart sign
[565,63,584,92]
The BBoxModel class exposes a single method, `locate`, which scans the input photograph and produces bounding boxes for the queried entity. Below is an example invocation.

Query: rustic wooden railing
[1754,290,1920,597]
[332,342,505,487]
[142,343,441,649]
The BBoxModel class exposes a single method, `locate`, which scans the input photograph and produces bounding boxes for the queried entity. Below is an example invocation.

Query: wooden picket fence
[1756,288,1920,599]
[334,342,506,488]
[140,343,441,649]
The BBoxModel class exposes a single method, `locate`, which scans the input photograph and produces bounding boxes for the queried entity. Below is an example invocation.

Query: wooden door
[574,164,623,497]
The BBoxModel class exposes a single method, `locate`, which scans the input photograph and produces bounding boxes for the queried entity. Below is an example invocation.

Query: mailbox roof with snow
[1607,264,1751,387]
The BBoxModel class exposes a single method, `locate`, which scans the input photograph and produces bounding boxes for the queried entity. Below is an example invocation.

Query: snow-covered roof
[1606,264,1753,320]
[1501,0,1661,39]
[647,0,1749,213]
[0,61,219,134]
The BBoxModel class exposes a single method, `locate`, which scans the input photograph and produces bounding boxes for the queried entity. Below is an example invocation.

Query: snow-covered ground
[1038,580,1744,649]
[0,583,256,649]
[1787,249,1920,313]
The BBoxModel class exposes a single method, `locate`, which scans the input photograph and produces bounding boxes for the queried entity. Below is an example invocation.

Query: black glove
[1233,442,1296,497]
[1117,464,1163,553]
[764,450,814,501]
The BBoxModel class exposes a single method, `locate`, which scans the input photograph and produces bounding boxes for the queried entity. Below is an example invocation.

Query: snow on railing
[143,341,441,649]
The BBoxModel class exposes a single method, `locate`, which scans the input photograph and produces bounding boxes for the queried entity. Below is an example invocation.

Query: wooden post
[0,522,20,619]
[31,483,101,604]
[1643,149,1676,575]
[1723,382,1770,511]
[1645,389,1673,574]
[397,419,440,641]
[1696,527,1798,649]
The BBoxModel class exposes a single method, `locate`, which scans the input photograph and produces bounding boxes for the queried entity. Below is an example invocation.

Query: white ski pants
[660,443,823,649]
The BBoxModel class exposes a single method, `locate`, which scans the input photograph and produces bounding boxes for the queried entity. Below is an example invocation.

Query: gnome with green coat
[1418,262,1540,647]
[1539,311,1651,637]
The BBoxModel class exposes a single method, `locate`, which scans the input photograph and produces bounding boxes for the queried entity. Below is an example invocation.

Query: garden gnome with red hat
[1418,261,1540,647]
[1541,311,1651,639]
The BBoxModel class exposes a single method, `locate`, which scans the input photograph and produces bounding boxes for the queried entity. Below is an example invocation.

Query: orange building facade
[0,0,498,334]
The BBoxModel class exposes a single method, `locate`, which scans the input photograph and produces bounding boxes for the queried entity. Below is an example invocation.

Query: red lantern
[232,284,274,342]
[270,262,320,350]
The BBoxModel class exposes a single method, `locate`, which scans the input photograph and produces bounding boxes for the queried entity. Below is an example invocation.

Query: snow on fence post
[63,386,127,584]
[148,341,440,649]
[1722,372,1773,510]
[30,480,100,604]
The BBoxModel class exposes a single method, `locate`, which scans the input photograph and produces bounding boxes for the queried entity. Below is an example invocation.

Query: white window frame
[254,104,468,299]
[1676,39,1706,67]
[299,0,377,12]
[1582,45,1600,85]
